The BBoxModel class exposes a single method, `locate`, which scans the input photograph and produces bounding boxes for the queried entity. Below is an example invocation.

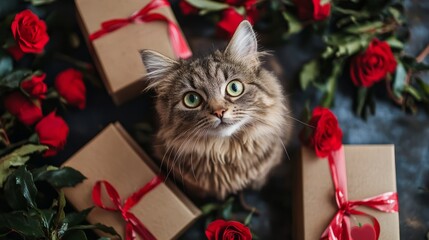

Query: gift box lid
[62,123,200,240]
[75,0,190,105]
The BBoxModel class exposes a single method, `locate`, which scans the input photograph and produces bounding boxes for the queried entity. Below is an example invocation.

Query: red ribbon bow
[92,175,164,240]
[321,146,399,240]
[89,0,192,59]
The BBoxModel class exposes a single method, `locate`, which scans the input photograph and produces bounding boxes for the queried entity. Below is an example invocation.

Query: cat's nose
[212,108,227,119]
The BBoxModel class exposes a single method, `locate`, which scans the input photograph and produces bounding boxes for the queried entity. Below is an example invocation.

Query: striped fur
[141,21,291,199]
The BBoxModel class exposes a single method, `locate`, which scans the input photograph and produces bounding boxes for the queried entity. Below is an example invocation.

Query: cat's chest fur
[154,122,285,199]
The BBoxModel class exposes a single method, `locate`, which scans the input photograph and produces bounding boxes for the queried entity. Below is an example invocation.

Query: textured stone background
[49,0,429,239]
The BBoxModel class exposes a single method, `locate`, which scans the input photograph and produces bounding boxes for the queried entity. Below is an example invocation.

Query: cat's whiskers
[165,121,209,181]
[160,118,208,173]
[285,115,315,129]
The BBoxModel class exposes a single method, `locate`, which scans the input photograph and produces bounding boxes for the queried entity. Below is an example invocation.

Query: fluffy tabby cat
[140,21,291,199]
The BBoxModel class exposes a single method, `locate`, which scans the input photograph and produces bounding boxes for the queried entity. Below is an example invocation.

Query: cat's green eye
[183,92,202,108]
[226,80,244,97]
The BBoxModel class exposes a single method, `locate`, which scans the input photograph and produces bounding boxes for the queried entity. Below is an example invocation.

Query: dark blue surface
[43,0,429,239]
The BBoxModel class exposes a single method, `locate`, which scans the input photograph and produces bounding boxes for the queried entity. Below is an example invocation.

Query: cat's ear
[140,49,178,89]
[225,20,259,67]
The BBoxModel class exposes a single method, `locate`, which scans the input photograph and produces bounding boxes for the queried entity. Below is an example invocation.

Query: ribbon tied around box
[89,0,192,59]
[321,146,399,240]
[92,175,165,240]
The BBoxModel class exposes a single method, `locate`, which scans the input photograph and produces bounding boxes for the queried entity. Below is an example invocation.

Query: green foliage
[33,166,86,188]
[0,51,13,78]
[0,144,48,187]
[299,60,319,90]
[0,164,119,240]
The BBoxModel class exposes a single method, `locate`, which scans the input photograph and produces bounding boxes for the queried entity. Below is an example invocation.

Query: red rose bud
[293,0,331,21]
[205,220,252,240]
[55,68,86,109]
[21,73,47,99]
[3,91,43,126]
[179,0,199,15]
[35,112,69,157]
[11,10,49,54]
[350,39,397,88]
[308,107,343,158]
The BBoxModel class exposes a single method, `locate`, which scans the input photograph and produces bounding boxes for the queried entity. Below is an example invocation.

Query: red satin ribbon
[92,175,164,240]
[89,0,192,59]
[321,146,399,240]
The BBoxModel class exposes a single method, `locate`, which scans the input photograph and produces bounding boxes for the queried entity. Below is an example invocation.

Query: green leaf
[244,210,254,226]
[416,78,429,97]
[393,63,407,98]
[321,62,342,107]
[281,11,303,37]
[355,87,368,117]
[40,209,56,230]
[185,0,229,12]
[62,230,88,240]
[404,85,422,101]
[386,36,404,50]
[0,144,48,187]
[201,203,220,215]
[54,190,67,230]
[0,211,45,238]
[4,166,38,210]
[221,200,233,219]
[344,21,384,34]
[299,60,319,90]
[33,166,86,188]
[67,223,120,238]
[24,0,57,6]
[0,51,13,78]
[0,69,33,89]
[62,207,93,227]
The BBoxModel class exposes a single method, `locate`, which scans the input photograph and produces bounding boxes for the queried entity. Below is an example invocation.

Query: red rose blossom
[21,73,47,99]
[217,8,257,39]
[350,39,397,88]
[11,10,49,54]
[308,107,343,158]
[179,1,199,15]
[293,0,331,21]
[3,91,43,126]
[205,220,252,240]
[55,68,86,109]
[35,112,69,157]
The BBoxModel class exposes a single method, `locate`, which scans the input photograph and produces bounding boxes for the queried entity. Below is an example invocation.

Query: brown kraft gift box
[294,145,400,240]
[62,123,201,240]
[75,0,191,105]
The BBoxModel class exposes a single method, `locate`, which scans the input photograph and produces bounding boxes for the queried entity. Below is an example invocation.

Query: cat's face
[141,21,284,138]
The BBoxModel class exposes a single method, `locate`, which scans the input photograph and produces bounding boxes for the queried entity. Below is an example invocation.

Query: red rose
[179,1,199,15]
[11,10,49,54]
[55,68,86,109]
[293,0,331,21]
[217,8,255,39]
[3,91,43,126]
[350,39,397,88]
[35,112,69,157]
[308,107,343,158]
[205,220,252,240]
[21,73,47,99]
